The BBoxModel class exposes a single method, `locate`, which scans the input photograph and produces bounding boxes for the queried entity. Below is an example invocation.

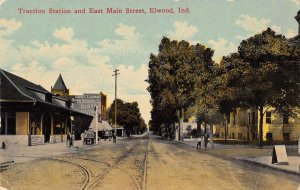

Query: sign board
[272,145,289,165]
[298,137,300,155]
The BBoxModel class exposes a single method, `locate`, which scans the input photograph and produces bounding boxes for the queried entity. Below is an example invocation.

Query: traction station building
[0,69,92,147]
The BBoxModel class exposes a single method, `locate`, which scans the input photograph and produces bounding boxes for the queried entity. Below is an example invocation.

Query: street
[0,134,299,190]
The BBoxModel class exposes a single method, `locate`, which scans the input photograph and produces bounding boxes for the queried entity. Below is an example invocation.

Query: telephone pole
[112,69,120,142]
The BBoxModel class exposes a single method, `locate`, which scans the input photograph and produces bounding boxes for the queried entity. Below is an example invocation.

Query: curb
[235,157,300,177]
[174,140,300,177]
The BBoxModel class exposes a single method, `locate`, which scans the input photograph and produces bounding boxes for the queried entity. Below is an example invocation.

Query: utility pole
[112,69,120,143]
[94,106,98,144]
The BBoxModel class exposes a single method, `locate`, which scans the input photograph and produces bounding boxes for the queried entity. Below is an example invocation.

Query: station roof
[0,69,91,117]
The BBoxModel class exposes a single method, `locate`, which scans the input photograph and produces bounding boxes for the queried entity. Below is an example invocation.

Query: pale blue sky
[0,0,299,122]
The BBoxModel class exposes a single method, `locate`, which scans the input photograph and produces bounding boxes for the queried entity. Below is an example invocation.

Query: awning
[89,120,113,131]
[99,121,113,131]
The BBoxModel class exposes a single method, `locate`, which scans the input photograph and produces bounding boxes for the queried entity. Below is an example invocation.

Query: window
[227,113,230,124]
[266,133,272,141]
[248,113,251,125]
[283,116,289,124]
[1,112,16,135]
[266,112,271,124]
[233,114,236,125]
[252,112,255,125]
[45,93,52,103]
[283,133,290,141]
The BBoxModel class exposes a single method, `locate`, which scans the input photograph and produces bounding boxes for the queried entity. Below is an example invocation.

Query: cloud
[98,23,141,55]
[270,25,281,33]
[167,21,198,40]
[286,29,297,38]
[0,18,22,37]
[208,38,237,62]
[235,14,282,37]
[289,0,300,5]
[0,0,6,6]
[235,15,271,33]
[1,26,151,123]
[53,27,75,42]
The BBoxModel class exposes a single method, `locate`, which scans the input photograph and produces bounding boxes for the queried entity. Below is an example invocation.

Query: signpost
[272,145,289,165]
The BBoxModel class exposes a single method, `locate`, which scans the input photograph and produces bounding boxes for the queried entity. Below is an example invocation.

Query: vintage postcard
[0,0,300,189]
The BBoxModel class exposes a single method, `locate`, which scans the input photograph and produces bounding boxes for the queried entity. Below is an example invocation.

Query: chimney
[295,11,300,35]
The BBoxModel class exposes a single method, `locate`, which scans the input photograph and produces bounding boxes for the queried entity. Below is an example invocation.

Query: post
[95,106,98,144]
[112,69,120,143]
[70,116,74,147]
[298,137,300,155]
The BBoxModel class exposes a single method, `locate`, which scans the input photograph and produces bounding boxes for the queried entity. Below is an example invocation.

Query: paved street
[0,134,299,190]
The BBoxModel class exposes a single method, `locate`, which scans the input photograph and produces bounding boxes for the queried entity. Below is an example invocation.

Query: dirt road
[0,135,299,190]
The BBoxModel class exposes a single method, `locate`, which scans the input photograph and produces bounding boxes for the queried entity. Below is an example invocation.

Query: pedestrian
[196,137,201,150]
[204,133,208,150]
[81,131,85,146]
[67,133,70,147]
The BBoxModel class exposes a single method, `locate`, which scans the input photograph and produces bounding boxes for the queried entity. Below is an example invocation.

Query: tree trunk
[176,108,184,141]
[197,120,202,137]
[224,114,228,142]
[210,124,214,149]
[176,109,181,141]
[258,106,264,147]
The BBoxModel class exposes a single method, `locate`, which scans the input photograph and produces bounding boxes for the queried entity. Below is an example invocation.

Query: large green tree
[147,37,214,139]
[222,28,300,146]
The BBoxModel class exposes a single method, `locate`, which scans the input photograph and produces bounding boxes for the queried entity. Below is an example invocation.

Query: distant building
[71,93,113,138]
[51,74,69,96]
[217,12,300,143]
[0,69,92,147]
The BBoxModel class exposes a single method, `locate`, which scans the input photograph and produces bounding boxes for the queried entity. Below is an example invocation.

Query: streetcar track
[39,157,92,190]
[1,136,150,190]
[85,142,141,190]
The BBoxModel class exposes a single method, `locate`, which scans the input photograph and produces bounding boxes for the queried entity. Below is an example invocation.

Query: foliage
[147,37,214,135]
[108,99,146,136]
[220,28,300,145]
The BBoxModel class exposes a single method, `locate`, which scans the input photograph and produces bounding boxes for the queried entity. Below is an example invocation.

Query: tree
[108,99,145,137]
[217,53,254,141]
[147,37,214,140]
[223,28,300,146]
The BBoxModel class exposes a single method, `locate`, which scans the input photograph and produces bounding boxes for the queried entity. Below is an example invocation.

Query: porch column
[40,112,45,135]
[27,112,30,135]
[51,114,54,135]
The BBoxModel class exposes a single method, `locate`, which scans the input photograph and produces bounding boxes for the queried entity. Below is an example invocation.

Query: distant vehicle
[84,129,95,144]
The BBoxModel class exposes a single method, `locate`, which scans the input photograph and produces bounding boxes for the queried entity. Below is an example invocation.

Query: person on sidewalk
[81,131,86,146]
[204,133,208,150]
[66,133,71,147]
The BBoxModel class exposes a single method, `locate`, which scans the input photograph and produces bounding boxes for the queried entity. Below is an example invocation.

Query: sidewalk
[0,139,112,165]
[178,139,300,176]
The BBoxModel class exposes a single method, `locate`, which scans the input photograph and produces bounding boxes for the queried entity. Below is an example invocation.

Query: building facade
[217,11,300,143]
[217,107,300,142]
[0,69,92,147]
